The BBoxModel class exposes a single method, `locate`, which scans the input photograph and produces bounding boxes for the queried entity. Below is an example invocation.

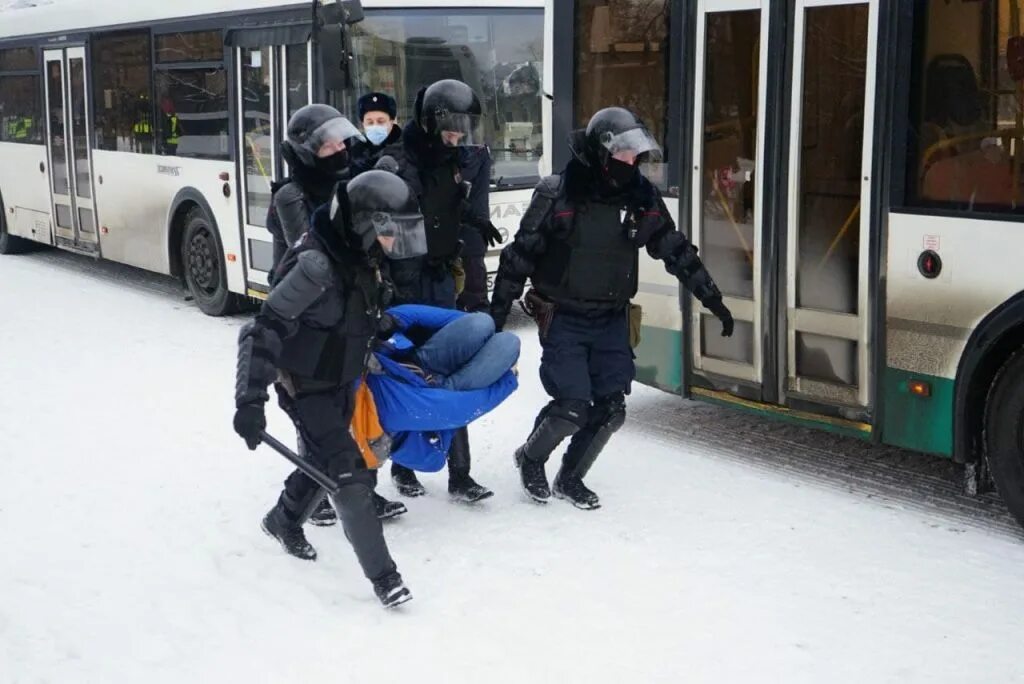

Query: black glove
[374,155,399,174]
[705,297,734,338]
[377,312,399,340]
[233,403,266,451]
[478,220,504,249]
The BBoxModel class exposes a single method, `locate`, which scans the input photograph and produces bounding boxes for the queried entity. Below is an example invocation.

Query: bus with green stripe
[546,0,1024,529]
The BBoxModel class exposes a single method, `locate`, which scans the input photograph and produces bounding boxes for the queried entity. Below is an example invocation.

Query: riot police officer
[233,168,428,608]
[387,79,501,503]
[490,107,734,510]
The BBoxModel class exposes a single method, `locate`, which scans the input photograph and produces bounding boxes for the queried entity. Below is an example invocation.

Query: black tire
[0,197,30,255]
[180,207,239,316]
[983,345,1024,529]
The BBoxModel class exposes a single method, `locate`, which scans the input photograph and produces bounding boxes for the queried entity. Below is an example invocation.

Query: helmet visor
[598,127,663,162]
[436,112,486,147]
[371,211,428,259]
[307,117,364,156]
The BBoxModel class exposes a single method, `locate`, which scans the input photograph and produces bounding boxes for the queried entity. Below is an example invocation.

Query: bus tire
[983,345,1024,529]
[180,206,238,316]
[0,198,30,255]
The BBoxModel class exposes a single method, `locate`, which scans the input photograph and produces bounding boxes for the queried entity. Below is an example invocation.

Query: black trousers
[277,383,396,581]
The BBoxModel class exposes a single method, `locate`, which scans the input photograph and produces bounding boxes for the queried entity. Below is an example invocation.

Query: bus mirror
[318,1,364,92]
[1008,37,1024,81]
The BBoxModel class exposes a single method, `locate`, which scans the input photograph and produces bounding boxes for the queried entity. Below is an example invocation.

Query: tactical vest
[418,159,463,259]
[274,237,384,386]
[532,191,638,310]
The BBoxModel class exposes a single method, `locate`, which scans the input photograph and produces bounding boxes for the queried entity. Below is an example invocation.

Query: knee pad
[592,393,626,433]
[548,398,591,429]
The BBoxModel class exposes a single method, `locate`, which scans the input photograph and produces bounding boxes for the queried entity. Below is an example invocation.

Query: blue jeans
[415,313,520,391]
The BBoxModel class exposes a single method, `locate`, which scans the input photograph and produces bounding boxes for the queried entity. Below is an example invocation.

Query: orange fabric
[350,382,384,470]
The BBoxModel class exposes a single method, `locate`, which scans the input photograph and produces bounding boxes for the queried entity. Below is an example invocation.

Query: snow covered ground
[2,250,1024,684]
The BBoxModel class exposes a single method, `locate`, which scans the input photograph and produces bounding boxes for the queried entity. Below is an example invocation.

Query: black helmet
[584,107,662,166]
[282,103,363,168]
[417,79,485,147]
[331,170,427,259]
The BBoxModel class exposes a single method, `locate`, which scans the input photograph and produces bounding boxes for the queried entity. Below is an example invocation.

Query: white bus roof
[0,0,544,41]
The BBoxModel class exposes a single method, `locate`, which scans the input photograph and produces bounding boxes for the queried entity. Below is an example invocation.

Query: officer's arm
[272,183,312,248]
[235,250,332,407]
[641,190,725,307]
[489,177,558,328]
[465,150,492,223]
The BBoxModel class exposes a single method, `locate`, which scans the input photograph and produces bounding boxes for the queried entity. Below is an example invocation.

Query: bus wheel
[984,345,1024,529]
[181,207,237,316]
[0,200,30,255]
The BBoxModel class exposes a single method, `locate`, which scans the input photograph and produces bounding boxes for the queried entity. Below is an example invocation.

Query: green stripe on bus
[634,324,683,393]
[880,367,954,457]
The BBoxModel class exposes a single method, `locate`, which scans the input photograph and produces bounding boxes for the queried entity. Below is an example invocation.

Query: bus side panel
[633,195,684,393]
[883,212,1024,456]
[93,151,245,293]
[0,142,51,243]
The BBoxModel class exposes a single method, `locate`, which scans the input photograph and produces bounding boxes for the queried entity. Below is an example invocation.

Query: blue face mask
[365,124,390,146]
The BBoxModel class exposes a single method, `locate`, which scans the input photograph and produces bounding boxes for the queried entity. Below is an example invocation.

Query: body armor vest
[275,241,383,386]
[419,159,464,259]
[532,193,638,309]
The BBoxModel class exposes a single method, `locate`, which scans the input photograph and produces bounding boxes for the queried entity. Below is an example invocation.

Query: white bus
[0,0,545,313]
[546,0,1024,530]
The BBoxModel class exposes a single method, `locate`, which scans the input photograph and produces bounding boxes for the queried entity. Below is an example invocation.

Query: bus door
[690,0,878,418]
[235,40,312,292]
[43,47,99,254]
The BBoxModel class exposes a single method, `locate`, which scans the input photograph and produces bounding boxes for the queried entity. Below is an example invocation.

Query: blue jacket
[366,304,517,471]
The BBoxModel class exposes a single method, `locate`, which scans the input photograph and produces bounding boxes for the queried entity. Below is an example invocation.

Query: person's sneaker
[553,471,601,510]
[307,496,337,527]
[261,506,317,561]
[374,492,408,520]
[373,572,413,609]
[392,467,426,497]
[448,473,494,503]
[515,447,550,503]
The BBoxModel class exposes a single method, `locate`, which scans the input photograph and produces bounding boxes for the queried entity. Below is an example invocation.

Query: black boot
[373,571,413,608]
[448,428,493,503]
[391,463,426,497]
[553,470,601,510]
[516,447,551,503]
[261,504,317,561]
[307,496,338,527]
[373,492,408,520]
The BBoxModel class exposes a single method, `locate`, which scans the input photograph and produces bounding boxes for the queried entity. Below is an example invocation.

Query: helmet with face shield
[417,79,486,148]
[583,107,662,188]
[282,103,363,168]
[332,170,428,259]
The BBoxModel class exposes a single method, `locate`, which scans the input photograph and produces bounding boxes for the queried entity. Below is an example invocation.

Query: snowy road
[2,250,1023,684]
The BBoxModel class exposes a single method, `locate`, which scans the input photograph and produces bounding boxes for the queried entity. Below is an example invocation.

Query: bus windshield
[349,8,544,187]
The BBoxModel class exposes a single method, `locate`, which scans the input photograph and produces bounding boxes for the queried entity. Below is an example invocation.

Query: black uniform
[349,123,406,177]
[490,108,733,509]
[456,145,494,313]
[387,80,498,502]
[234,169,425,608]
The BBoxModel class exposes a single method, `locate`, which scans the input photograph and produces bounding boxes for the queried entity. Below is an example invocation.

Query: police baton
[258,431,341,496]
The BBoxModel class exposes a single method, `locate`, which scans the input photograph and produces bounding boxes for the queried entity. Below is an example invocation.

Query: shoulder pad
[273,181,305,208]
[296,249,333,287]
[535,174,563,199]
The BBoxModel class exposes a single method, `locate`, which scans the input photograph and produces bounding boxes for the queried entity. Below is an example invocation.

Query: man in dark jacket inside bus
[490,107,734,510]
[386,79,504,504]
[233,167,428,608]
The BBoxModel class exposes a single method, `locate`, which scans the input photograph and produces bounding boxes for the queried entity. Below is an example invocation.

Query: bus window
[154,31,229,159]
[285,43,310,121]
[574,0,669,190]
[240,46,273,227]
[92,32,153,154]
[905,0,1022,212]
[348,8,544,186]
[0,48,42,144]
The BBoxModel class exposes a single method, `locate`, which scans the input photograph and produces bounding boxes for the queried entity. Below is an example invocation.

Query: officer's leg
[516,312,592,502]
[555,310,634,508]
[298,388,399,584]
[457,254,489,312]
